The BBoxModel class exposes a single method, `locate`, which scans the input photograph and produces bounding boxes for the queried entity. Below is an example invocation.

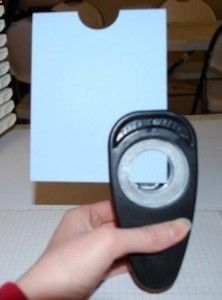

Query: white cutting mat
[0,207,221,299]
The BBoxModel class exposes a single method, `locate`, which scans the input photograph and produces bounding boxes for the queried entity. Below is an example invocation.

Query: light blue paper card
[31,9,167,182]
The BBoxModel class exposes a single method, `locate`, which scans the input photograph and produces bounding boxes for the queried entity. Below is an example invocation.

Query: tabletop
[168,21,222,51]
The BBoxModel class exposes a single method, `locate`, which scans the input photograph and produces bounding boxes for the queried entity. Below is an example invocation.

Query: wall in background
[87,0,222,21]
[205,0,222,18]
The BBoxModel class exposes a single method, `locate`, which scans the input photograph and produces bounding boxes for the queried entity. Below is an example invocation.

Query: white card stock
[31,10,167,182]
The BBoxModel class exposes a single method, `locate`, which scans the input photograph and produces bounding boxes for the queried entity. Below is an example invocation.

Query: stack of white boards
[0,4,16,136]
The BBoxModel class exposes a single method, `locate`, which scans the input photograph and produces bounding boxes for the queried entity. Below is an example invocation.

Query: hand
[17,200,191,299]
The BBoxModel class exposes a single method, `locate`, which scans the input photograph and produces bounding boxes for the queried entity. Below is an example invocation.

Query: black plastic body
[108,111,198,291]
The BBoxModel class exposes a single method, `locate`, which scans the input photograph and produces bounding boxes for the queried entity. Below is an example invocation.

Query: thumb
[112,218,191,258]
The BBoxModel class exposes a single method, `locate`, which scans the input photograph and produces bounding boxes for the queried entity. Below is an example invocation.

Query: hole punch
[109,110,198,291]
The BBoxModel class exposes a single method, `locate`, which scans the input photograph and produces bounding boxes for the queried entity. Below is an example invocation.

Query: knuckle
[63,207,77,220]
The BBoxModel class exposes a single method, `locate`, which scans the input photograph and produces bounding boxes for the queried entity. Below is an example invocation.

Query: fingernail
[177,218,192,231]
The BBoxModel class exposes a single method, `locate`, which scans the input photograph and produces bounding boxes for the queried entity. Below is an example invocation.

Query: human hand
[17,200,191,299]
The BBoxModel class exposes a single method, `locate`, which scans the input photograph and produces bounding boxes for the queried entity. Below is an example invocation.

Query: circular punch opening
[117,139,189,208]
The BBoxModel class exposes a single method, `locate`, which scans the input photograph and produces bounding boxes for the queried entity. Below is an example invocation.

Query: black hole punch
[109,111,198,291]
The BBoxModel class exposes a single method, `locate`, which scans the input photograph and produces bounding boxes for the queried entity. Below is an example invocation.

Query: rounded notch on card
[78,1,119,29]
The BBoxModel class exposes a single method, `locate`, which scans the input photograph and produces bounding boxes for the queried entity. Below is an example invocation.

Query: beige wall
[85,0,165,26]
[87,0,222,21]
[21,1,222,20]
